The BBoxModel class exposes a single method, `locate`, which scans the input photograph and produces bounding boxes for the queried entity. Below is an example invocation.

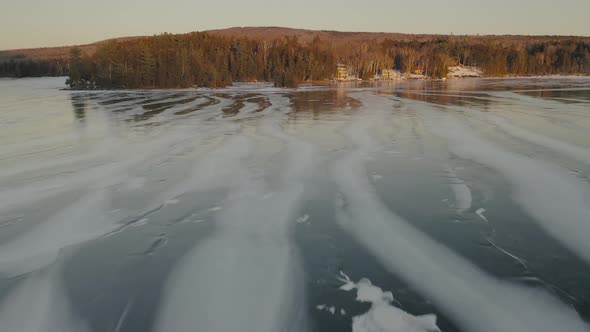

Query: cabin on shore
[336,63,349,80]
[334,63,361,81]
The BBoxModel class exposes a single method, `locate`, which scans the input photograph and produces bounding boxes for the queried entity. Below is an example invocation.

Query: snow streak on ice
[0,267,89,332]
[154,95,311,332]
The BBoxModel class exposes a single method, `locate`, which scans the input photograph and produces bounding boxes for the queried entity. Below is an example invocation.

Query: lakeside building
[334,63,362,81]
[336,63,349,80]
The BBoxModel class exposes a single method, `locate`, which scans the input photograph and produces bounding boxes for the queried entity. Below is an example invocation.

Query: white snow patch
[408,74,429,80]
[208,206,222,212]
[296,214,310,223]
[446,166,472,214]
[447,66,483,78]
[476,208,489,223]
[338,272,440,332]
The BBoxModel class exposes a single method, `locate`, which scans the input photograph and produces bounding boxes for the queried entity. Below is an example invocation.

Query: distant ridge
[205,26,421,42]
[205,26,589,42]
[1,26,589,61]
[0,36,144,61]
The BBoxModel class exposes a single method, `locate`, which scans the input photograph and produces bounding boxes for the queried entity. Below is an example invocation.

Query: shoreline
[58,74,590,92]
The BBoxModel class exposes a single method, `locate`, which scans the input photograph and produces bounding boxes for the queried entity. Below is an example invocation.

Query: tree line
[65,32,336,88]
[0,56,67,78]
[2,31,589,88]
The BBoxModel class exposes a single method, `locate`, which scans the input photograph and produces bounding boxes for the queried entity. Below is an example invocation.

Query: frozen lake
[1,77,590,332]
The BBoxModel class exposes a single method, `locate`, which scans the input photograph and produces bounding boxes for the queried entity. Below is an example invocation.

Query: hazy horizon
[1,0,589,50]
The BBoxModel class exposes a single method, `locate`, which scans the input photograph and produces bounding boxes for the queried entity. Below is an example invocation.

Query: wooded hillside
[1,27,589,87]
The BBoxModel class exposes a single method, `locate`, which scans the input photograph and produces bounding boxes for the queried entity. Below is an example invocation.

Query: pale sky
[1,0,588,50]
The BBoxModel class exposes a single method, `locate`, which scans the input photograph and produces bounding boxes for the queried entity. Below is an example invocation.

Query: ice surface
[486,239,528,269]
[331,94,590,332]
[0,189,115,276]
[427,111,590,265]
[147,132,251,211]
[113,299,133,332]
[487,114,590,166]
[1,78,590,332]
[0,127,193,213]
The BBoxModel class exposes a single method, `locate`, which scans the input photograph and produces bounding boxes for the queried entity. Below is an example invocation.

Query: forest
[0,57,67,78]
[2,30,589,88]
